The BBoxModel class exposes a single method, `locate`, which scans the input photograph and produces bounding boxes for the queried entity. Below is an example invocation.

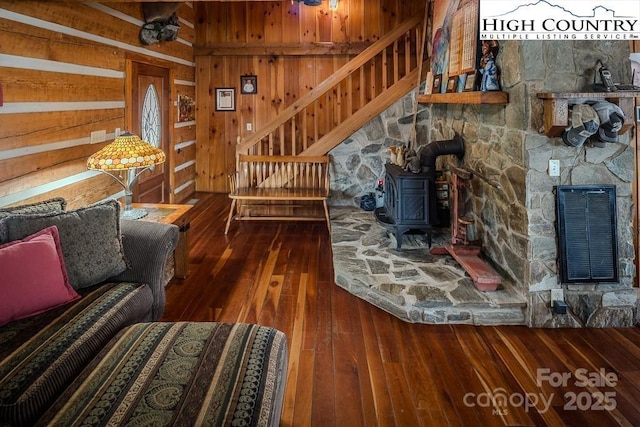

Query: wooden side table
[132,203,193,279]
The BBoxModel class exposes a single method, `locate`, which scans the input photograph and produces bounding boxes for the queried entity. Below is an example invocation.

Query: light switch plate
[549,159,560,177]
[90,130,106,144]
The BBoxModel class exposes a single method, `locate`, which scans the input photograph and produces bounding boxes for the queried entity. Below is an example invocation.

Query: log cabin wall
[194,0,426,193]
[0,1,197,209]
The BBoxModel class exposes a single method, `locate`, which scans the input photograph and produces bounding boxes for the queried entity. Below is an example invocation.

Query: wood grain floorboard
[162,193,640,426]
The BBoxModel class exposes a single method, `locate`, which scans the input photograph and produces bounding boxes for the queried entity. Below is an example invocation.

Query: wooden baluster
[313,99,319,147]
[279,124,285,156]
[393,39,399,83]
[382,47,388,90]
[335,82,342,126]
[347,74,353,117]
[404,30,411,77]
[290,117,296,156]
[302,108,308,151]
[370,57,376,100]
[269,134,274,155]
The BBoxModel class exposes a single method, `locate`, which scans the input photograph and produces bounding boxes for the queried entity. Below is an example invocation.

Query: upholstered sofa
[0,199,287,427]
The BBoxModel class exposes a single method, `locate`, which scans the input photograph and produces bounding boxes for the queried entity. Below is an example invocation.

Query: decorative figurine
[479,40,500,92]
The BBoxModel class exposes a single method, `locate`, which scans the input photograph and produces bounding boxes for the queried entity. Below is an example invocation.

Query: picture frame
[463,71,477,92]
[432,74,443,94]
[215,88,235,111]
[241,75,257,94]
[446,76,457,93]
[178,94,195,122]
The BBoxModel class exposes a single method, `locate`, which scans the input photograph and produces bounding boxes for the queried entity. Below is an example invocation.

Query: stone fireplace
[329,40,638,328]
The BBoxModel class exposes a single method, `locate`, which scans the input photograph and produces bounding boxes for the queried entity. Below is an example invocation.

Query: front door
[129,61,171,204]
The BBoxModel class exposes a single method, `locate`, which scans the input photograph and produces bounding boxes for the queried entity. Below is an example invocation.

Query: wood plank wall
[194,0,426,193]
[0,1,197,209]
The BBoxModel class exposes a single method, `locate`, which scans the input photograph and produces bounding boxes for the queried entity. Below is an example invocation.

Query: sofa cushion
[37,322,288,427]
[0,199,127,289]
[0,226,80,326]
[0,197,67,219]
[0,281,154,427]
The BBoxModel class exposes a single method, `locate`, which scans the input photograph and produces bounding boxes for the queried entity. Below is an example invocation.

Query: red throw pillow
[0,226,80,326]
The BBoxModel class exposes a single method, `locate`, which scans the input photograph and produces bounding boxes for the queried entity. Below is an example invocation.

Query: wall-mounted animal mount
[140,2,183,45]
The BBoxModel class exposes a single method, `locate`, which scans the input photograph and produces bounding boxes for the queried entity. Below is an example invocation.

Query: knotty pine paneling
[194,0,426,193]
[0,0,196,208]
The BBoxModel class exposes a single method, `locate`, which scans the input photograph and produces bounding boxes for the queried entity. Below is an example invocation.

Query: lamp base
[121,208,149,220]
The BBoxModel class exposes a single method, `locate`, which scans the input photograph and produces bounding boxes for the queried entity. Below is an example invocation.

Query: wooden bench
[225,154,331,234]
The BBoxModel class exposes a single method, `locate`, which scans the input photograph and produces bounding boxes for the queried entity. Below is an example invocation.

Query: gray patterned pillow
[0,200,127,289]
[0,197,67,219]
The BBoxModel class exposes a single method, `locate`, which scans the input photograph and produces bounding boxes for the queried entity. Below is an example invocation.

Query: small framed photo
[178,94,195,122]
[241,75,257,94]
[432,74,443,93]
[215,88,235,111]
[463,71,477,92]
[446,76,457,93]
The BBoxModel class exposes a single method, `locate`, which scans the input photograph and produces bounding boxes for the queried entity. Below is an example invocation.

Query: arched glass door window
[142,84,161,148]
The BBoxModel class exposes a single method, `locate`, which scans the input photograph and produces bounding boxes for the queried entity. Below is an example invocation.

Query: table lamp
[87,131,166,220]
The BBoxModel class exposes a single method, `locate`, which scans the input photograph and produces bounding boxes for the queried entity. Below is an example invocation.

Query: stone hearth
[331,207,527,325]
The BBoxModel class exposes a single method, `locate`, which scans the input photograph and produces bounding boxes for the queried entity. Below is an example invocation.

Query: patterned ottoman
[36,322,288,426]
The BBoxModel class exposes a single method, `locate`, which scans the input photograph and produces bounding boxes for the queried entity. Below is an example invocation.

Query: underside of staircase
[236,14,428,159]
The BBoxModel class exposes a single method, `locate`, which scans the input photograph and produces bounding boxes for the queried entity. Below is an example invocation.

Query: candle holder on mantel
[430,166,501,291]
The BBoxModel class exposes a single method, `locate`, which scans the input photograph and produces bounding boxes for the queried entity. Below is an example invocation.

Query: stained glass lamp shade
[87,132,166,219]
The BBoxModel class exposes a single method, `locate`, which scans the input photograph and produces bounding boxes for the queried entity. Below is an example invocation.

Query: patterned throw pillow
[0,200,127,289]
[0,197,67,219]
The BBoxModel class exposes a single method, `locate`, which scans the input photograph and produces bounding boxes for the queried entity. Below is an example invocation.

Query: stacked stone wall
[328,40,637,327]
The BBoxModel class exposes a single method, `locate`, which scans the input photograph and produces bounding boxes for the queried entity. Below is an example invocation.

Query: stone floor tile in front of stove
[330,207,527,325]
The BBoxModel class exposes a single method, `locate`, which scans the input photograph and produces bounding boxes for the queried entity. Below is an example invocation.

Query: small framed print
[463,71,477,92]
[178,94,195,122]
[432,74,443,93]
[446,76,457,93]
[215,88,235,111]
[241,75,257,94]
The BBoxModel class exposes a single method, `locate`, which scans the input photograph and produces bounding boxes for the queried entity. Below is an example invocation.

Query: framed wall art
[432,74,443,94]
[431,0,480,93]
[446,76,457,93]
[463,71,477,91]
[215,88,235,111]
[178,94,195,122]
[241,75,257,94]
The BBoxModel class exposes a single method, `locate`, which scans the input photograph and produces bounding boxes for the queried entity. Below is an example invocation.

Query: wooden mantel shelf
[417,91,508,105]
[536,91,639,137]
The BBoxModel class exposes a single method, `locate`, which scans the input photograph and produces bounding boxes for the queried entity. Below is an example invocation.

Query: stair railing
[236,14,425,157]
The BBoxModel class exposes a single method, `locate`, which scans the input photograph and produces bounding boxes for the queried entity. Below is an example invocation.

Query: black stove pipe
[419,133,465,180]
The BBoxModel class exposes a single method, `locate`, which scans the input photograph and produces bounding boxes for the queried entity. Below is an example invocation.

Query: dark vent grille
[555,185,618,283]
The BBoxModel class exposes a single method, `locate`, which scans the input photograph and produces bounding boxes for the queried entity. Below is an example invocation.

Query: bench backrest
[235,155,330,192]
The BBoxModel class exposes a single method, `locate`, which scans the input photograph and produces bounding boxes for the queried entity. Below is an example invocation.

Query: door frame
[125,55,175,204]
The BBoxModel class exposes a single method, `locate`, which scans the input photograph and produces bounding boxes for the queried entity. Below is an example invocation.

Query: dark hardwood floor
[162,193,640,426]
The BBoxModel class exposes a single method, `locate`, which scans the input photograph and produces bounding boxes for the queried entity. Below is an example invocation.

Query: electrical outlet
[548,159,560,177]
[551,288,564,303]
[246,122,253,131]
[90,130,106,144]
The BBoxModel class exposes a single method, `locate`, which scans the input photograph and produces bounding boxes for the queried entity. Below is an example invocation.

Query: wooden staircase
[236,14,428,158]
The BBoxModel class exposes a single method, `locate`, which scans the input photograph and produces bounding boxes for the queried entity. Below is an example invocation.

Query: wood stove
[375,134,465,249]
